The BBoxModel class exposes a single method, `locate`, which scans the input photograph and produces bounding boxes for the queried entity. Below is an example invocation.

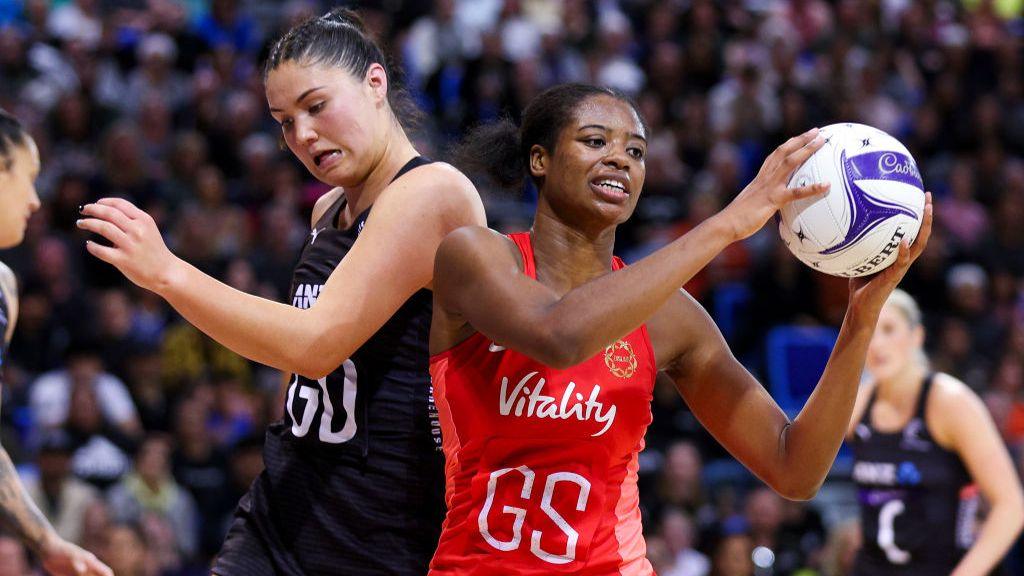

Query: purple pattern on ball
[820,150,920,256]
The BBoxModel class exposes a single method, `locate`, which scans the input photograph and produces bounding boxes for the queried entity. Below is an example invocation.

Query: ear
[365,63,389,106]
[529,144,548,180]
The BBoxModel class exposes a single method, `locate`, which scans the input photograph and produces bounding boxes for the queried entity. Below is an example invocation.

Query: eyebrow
[268,85,327,112]
[578,124,647,142]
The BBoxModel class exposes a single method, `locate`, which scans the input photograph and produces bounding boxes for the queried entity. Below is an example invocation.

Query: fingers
[80,202,135,234]
[909,192,933,260]
[782,132,826,175]
[85,239,122,265]
[777,127,820,156]
[87,554,113,576]
[76,218,127,246]
[96,197,147,220]
[789,181,830,201]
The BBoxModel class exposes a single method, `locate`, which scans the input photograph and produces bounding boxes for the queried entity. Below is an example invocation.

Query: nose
[28,186,41,213]
[603,144,631,171]
[294,116,318,146]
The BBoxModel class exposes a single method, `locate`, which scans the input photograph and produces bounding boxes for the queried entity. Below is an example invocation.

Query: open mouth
[589,175,631,204]
[314,149,342,167]
[595,179,628,195]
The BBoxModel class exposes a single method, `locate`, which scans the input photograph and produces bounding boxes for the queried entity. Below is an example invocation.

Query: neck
[341,121,418,219]
[530,200,617,294]
[875,361,927,407]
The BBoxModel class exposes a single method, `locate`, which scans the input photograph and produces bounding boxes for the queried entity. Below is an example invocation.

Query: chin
[868,365,896,382]
[0,229,22,249]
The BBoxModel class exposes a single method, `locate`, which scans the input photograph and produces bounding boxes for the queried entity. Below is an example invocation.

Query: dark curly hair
[453,84,647,190]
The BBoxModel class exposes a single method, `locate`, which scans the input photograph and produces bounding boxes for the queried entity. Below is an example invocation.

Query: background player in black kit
[77,9,485,575]
[847,289,1024,575]
[0,111,111,575]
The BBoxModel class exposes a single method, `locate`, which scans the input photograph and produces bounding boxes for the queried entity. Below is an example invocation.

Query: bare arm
[652,201,932,501]
[935,376,1024,576]
[0,265,111,576]
[80,164,485,379]
[0,266,48,548]
[433,131,829,365]
[655,290,874,500]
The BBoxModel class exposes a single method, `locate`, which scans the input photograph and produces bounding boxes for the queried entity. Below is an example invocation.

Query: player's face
[866,304,924,381]
[0,138,41,249]
[266,60,388,188]
[537,95,647,226]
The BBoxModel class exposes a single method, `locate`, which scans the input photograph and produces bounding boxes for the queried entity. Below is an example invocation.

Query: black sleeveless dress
[851,374,977,575]
[214,157,446,575]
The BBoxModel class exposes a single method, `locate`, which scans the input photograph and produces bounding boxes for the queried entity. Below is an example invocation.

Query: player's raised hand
[77,198,181,294]
[40,535,113,576]
[719,127,830,241]
[848,192,934,323]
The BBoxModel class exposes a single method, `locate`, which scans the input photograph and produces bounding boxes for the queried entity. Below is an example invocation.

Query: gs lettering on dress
[498,372,617,437]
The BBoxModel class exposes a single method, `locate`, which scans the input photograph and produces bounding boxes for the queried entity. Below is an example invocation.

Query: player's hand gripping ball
[779,122,926,277]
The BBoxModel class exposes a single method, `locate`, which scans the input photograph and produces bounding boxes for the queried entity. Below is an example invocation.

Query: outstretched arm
[433,130,828,365]
[652,199,932,500]
[0,267,112,576]
[79,164,484,379]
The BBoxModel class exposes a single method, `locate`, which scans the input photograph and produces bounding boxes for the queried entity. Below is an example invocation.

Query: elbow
[300,348,339,380]
[300,364,333,381]
[289,343,334,381]
[765,471,823,502]
[780,483,822,502]
[539,328,589,369]
[1005,487,1024,537]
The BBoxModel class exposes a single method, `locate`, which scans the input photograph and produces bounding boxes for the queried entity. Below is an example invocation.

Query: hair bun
[319,7,367,33]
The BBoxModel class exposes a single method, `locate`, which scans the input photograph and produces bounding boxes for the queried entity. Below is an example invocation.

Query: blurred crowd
[0,0,1023,574]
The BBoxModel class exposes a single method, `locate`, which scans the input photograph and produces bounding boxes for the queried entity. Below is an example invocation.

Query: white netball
[779,123,926,278]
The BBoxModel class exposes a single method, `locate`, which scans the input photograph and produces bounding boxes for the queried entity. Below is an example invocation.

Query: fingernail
[75,219,82,226]
[78,204,84,213]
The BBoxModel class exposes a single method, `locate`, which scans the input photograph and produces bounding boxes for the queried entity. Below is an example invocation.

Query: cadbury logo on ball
[878,152,921,182]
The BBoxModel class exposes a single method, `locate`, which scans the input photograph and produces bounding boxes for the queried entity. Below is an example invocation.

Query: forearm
[156,259,339,377]
[778,314,875,497]
[952,500,1024,576]
[546,215,735,363]
[0,447,57,554]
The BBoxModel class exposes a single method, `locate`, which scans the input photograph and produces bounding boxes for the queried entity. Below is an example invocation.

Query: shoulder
[927,372,980,413]
[436,226,522,274]
[926,372,989,446]
[378,161,484,227]
[310,188,344,228]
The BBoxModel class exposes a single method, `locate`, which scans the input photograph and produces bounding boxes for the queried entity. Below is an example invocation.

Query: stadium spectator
[106,435,198,559]
[22,430,102,545]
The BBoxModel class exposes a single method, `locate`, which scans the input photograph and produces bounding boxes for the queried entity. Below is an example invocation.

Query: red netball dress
[429,232,657,575]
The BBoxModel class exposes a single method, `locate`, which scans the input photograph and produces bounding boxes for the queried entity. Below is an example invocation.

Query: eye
[279,117,294,130]
[309,101,325,115]
[584,137,605,147]
[628,147,645,160]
